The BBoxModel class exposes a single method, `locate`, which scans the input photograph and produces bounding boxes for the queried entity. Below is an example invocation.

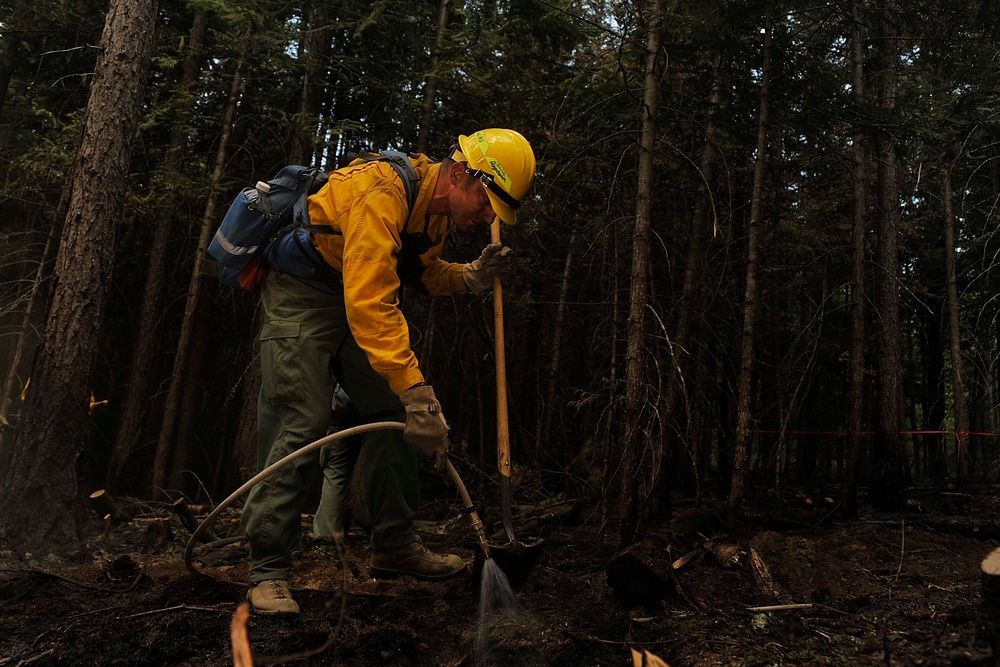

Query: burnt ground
[2,477,999,666]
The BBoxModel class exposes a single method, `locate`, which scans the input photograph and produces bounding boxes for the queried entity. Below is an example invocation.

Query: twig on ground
[746,603,813,612]
[893,519,906,584]
[120,604,232,619]
[10,647,54,666]
[68,605,129,620]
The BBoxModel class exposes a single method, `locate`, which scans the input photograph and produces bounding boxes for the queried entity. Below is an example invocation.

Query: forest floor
[2,475,1000,667]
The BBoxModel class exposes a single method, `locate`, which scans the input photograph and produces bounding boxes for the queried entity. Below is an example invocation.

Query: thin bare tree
[150,57,245,496]
[620,0,663,547]
[728,5,772,527]
[107,11,209,492]
[843,0,868,520]
[870,0,908,511]
[943,165,969,480]
[290,0,333,165]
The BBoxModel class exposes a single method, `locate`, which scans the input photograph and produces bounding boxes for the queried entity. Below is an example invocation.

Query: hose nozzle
[466,507,492,560]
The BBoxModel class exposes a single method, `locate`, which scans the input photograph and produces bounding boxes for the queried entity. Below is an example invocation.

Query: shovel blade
[472,538,544,599]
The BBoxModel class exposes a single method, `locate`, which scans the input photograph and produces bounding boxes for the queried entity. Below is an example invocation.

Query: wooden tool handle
[491,218,511,478]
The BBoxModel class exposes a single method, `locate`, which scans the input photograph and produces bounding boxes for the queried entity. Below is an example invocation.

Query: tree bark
[106,11,209,492]
[151,58,244,496]
[619,0,662,547]
[0,0,158,554]
[728,7,772,527]
[870,0,908,511]
[843,0,868,519]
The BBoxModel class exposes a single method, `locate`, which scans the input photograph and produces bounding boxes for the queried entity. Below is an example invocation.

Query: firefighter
[242,129,536,617]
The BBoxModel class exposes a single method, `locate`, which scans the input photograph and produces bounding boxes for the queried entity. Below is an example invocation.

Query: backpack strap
[373,150,421,212]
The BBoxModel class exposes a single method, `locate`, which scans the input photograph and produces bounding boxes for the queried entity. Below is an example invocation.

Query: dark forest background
[3,0,1000,554]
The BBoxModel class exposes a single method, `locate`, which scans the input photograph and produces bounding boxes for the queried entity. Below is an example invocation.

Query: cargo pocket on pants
[259,319,303,402]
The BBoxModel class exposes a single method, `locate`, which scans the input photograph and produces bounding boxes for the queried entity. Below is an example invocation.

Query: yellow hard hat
[456,129,536,225]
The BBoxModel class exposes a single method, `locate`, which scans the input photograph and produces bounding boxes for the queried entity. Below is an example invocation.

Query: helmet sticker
[475,131,512,192]
[486,157,511,191]
[474,131,491,155]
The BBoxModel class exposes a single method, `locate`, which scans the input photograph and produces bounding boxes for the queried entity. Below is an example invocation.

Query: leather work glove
[462,243,513,295]
[399,384,449,468]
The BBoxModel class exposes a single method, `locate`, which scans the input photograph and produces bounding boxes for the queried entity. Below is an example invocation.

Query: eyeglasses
[465,168,520,211]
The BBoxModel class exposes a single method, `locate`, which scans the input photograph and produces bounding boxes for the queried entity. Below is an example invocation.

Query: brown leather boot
[247,579,300,617]
[369,539,466,581]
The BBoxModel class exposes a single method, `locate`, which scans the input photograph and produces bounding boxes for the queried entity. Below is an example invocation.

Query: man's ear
[449,160,466,184]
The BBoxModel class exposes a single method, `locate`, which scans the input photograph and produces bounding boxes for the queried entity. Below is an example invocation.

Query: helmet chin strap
[465,167,521,211]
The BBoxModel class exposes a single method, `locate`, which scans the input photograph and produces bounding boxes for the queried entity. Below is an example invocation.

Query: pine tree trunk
[843,0,868,519]
[107,11,208,492]
[0,0,158,554]
[0,29,13,118]
[665,58,721,497]
[870,0,908,511]
[600,227,622,532]
[417,0,452,152]
[151,59,244,496]
[943,167,969,480]
[728,7,772,527]
[619,0,662,547]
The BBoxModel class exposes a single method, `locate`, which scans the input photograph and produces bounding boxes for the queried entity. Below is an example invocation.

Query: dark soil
[2,482,999,666]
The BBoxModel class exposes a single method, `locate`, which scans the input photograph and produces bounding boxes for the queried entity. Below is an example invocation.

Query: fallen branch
[10,647,54,666]
[671,548,702,570]
[746,603,813,612]
[748,545,788,604]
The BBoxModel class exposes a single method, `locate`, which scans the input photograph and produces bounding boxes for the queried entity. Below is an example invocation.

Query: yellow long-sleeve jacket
[307,154,468,394]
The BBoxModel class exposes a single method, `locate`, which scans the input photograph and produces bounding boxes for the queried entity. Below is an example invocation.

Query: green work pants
[314,401,363,540]
[241,271,417,584]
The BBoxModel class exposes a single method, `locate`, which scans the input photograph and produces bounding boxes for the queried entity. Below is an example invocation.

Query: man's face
[450,168,496,232]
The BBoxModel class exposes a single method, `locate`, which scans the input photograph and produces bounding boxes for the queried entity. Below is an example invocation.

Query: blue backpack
[208,150,421,290]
